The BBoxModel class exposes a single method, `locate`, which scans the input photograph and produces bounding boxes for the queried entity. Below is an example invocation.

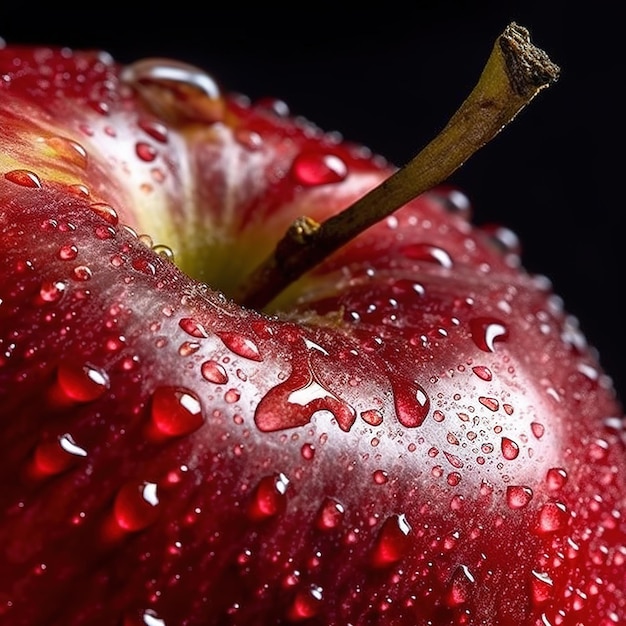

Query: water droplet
[472,365,493,381]
[58,244,78,260]
[224,388,241,404]
[151,386,204,437]
[218,332,262,361]
[32,433,88,477]
[469,317,509,352]
[72,265,92,281]
[401,243,453,268]
[121,57,223,123]
[179,317,209,338]
[371,514,412,567]
[248,473,290,520]
[201,360,228,384]
[536,501,569,534]
[255,366,356,433]
[4,169,42,188]
[43,136,88,168]
[444,452,464,468]
[360,409,383,426]
[138,118,169,143]
[531,422,545,439]
[290,151,348,186]
[136,141,157,162]
[506,485,533,509]
[56,361,109,402]
[479,396,499,412]
[301,442,315,460]
[373,469,388,484]
[446,565,475,607]
[501,437,520,460]
[89,203,119,225]
[393,380,430,428]
[315,497,345,530]
[530,570,554,605]
[114,480,160,531]
[546,467,568,491]
[131,258,156,276]
[287,584,324,621]
[39,280,66,303]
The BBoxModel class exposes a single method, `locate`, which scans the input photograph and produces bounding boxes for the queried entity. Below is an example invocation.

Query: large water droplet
[469,317,509,352]
[4,169,42,188]
[446,565,475,607]
[218,332,262,361]
[151,386,204,437]
[546,467,568,491]
[401,243,453,268]
[392,380,430,428]
[287,584,324,621]
[255,366,356,432]
[179,317,209,338]
[290,151,348,186]
[530,570,554,605]
[43,136,88,168]
[248,473,290,520]
[315,497,345,531]
[31,433,88,477]
[56,361,109,402]
[200,360,228,384]
[371,514,412,567]
[501,437,520,460]
[506,485,533,509]
[114,480,160,531]
[536,501,569,534]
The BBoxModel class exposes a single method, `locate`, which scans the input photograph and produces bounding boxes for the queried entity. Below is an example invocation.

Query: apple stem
[237,22,560,311]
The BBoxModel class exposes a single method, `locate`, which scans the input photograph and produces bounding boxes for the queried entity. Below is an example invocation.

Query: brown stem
[237,22,560,311]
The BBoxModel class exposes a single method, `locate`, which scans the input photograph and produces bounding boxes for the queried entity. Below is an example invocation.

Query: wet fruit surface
[0,41,625,626]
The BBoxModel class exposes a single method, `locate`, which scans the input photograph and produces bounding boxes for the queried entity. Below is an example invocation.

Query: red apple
[0,23,624,626]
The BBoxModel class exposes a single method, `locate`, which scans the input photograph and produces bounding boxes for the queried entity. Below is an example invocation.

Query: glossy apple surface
[1,41,625,626]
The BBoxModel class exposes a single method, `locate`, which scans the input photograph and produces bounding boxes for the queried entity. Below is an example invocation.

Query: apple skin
[1,43,626,625]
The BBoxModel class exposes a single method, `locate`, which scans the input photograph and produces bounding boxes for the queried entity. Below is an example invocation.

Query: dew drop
[315,497,345,530]
[287,584,324,621]
[469,317,509,352]
[32,433,88,477]
[43,136,88,168]
[4,169,42,188]
[248,473,290,520]
[446,565,475,607]
[501,437,520,460]
[58,244,78,260]
[131,258,156,276]
[218,332,262,361]
[301,442,315,460]
[472,365,493,381]
[151,386,204,437]
[179,317,209,338]
[444,452,464,468]
[479,396,499,412]
[39,280,66,303]
[506,485,533,509]
[178,341,200,356]
[373,469,388,484]
[201,360,228,384]
[89,203,119,225]
[138,118,169,143]
[114,480,160,531]
[72,265,92,281]
[371,513,412,567]
[401,243,453,268]
[136,141,157,162]
[360,409,383,426]
[531,422,545,439]
[393,380,430,428]
[530,570,554,605]
[224,388,241,404]
[290,151,348,186]
[536,501,569,534]
[56,361,109,402]
[546,467,568,491]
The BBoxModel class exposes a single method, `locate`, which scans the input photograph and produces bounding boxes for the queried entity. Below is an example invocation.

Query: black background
[2,3,624,402]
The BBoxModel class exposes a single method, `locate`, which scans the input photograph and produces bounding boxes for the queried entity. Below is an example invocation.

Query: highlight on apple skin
[1,24,625,626]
